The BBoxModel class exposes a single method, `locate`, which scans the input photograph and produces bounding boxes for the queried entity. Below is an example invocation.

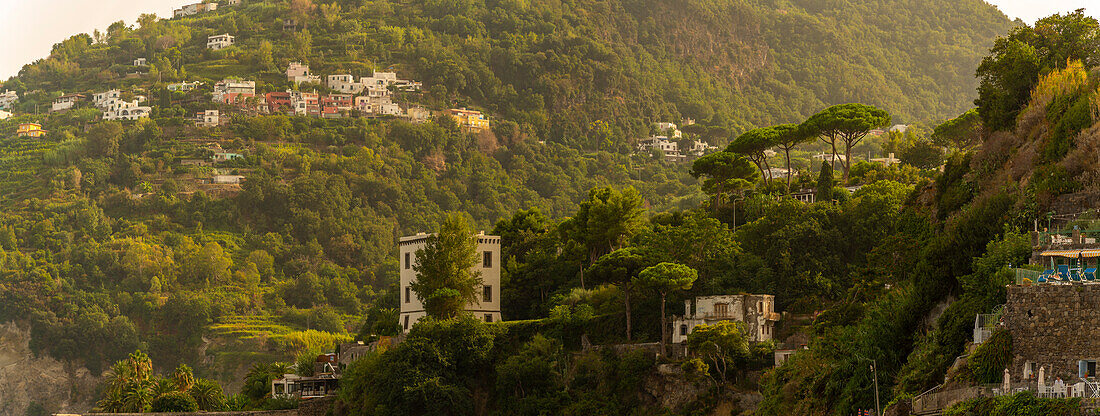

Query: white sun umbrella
[1039,366,1047,396]
[1003,368,1011,395]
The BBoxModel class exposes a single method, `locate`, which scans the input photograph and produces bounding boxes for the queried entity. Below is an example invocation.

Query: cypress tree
[816,161,834,202]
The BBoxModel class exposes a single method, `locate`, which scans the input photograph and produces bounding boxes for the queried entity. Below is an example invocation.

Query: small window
[404,252,410,269]
[1083,360,1099,378]
[405,287,411,303]
[715,303,729,317]
[483,285,492,302]
[483,251,493,268]
[485,314,493,322]
[680,325,688,336]
[403,315,409,330]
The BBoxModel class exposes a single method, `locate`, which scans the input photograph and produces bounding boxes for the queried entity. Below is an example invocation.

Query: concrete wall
[1004,284,1100,381]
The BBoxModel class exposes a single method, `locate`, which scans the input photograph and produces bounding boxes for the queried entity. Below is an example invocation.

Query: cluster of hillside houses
[25,61,488,133]
[636,121,719,162]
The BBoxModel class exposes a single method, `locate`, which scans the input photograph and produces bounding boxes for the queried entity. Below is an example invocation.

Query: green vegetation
[945,392,1082,416]
[959,330,1013,384]
[97,351,225,412]
[2,0,1092,415]
[411,213,483,318]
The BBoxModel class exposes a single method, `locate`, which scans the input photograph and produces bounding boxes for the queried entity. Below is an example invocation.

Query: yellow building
[16,123,46,138]
[447,108,490,133]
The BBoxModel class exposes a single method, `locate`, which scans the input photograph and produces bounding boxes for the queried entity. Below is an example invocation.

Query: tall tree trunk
[659,293,667,356]
[624,290,632,342]
[749,158,765,182]
[761,155,772,184]
[843,141,853,182]
[784,147,793,194]
[830,137,839,174]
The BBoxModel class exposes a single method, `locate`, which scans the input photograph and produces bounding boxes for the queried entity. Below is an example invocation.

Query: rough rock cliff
[0,321,99,416]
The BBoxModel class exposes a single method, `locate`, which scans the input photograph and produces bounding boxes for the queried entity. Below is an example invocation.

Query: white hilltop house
[207,33,235,50]
[672,294,781,344]
[93,90,150,121]
[168,81,201,92]
[0,90,19,110]
[174,2,218,17]
[399,232,502,332]
[51,93,85,112]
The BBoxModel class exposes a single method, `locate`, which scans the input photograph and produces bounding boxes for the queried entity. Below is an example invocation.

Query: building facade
[174,2,218,17]
[195,110,221,127]
[51,93,84,112]
[212,79,255,104]
[287,62,321,85]
[398,232,502,332]
[0,90,17,110]
[167,81,200,92]
[447,108,489,132]
[671,294,780,344]
[1004,284,1100,381]
[207,33,235,50]
[17,123,46,138]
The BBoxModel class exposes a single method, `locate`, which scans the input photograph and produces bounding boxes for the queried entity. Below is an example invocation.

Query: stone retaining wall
[1004,284,1100,381]
[298,396,335,416]
[79,411,296,416]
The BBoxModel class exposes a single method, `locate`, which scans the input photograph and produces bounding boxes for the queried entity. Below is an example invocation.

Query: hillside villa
[447,108,489,133]
[51,93,85,112]
[174,1,218,17]
[672,294,780,344]
[17,123,46,138]
[207,33,235,50]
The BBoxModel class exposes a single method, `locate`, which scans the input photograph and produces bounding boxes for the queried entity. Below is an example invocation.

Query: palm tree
[97,352,155,412]
[190,379,227,411]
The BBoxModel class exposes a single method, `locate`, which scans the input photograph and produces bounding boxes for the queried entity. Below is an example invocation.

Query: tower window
[403,315,409,330]
[483,285,492,302]
[404,252,410,269]
[405,287,411,303]
[483,251,492,268]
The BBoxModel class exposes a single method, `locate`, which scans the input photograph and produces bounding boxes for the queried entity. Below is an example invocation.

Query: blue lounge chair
[1086,268,1097,281]
[1059,265,1071,281]
[1038,269,1055,283]
[1070,268,1083,282]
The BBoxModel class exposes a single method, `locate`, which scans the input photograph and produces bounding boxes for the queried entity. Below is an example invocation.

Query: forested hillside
[9,0,1014,140]
[0,0,1042,414]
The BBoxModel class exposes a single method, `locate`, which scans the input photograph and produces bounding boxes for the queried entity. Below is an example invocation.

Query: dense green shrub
[150,391,199,412]
[965,330,1013,384]
[944,391,1081,416]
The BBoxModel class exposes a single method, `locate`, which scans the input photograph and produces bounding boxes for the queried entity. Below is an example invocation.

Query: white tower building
[398,232,502,332]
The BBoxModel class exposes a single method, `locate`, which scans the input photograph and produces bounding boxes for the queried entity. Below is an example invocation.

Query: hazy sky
[0,0,1097,80]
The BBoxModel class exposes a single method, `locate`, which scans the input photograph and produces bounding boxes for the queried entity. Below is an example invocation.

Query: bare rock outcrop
[0,321,99,416]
